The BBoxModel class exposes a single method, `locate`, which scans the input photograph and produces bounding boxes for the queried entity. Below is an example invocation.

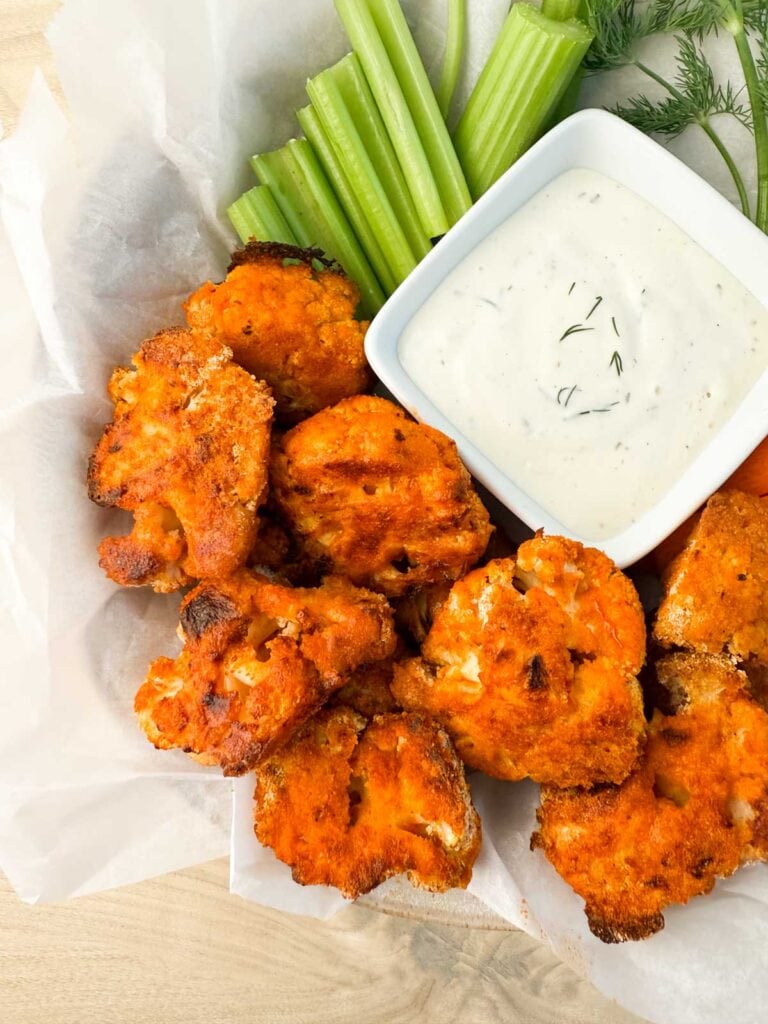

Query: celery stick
[329,54,431,260]
[437,0,467,120]
[546,67,585,129]
[333,0,449,238]
[364,0,471,227]
[251,141,385,316]
[227,185,298,245]
[251,148,314,247]
[297,104,399,296]
[451,6,525,164]
[542,0,580,19]
[306,68,419,287]
[454,5,593,199]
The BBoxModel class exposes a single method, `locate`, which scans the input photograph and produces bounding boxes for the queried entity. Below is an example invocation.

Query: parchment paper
[1,1,765,1019]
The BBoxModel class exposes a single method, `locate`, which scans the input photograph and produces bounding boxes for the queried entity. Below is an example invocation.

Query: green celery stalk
[333,0,449,238]
[437,0,467,120]
[329,54,432,260]
[364,0,471,227]
[227,185,298,245]
[306,67,419,288]
[541,0,580,19]
[450,6,530,175]
[297,103,398,295]
[251,141,385,317]
[543,66,585,130]
[297,103,399,296]
[454,5,593,199]
[251,147,314,247]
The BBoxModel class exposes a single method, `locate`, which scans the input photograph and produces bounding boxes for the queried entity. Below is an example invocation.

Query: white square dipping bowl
[364,108,768,568]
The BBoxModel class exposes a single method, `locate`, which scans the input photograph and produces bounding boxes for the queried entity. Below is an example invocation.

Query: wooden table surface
[0,5,645,1022]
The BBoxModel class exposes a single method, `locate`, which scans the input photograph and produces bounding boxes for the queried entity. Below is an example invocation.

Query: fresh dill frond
[646,0,726,39]
[616,34,752,136]
[581,0,646,72]
[581,0,763,222]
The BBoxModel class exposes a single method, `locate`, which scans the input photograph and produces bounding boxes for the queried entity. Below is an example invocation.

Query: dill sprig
[581,0,768,228]
[559,323,595,341]
[614,36,751,136]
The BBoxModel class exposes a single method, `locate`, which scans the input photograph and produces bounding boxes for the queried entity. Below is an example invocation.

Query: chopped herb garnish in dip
[399,168,768,540]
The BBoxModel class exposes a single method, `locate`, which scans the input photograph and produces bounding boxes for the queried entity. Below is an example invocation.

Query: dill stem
[634,59,752,221]
[699,120,751,219]
[724,1,768,231]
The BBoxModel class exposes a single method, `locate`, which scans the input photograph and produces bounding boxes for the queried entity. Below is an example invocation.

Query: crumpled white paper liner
[1,2,766,1020]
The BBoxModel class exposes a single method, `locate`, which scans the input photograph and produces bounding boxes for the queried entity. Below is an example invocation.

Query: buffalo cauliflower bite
[134,570,395,775]
[184,242,371,422]
[391,536,646,786]
[655,490,768,664]
[254,707,481,897]
[246,504,322,587]
[532,653,768,942]
[393,582,453,646]
[330,652,404,718]
[270,395,493,598]
[88,328,273,593]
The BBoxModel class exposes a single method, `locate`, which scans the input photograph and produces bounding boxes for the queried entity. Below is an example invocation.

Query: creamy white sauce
[399,168,768,540]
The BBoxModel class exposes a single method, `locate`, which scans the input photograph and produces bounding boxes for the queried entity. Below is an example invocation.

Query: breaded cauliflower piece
[254,707,481,897]
[134,570,395,775]
[392,536,646,786]
[392,521,520,644]
[184,243,371,423]
[330,654,402,718]
[532,653,768,942]
[270,396,493,598]
[393,583,453,646]
[88,328,273,593]
[655,490,768,664]
[246,504,322,587]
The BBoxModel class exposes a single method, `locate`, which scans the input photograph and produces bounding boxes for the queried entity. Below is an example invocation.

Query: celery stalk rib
[297,104,398,296]
[452,9,524,162]
[251,141,385,317]
[364,0,471,227]
[454,5,593,199]
[333,0,449,238]
[307,68,418,288]
[227,185,298,245]
[329,54,431,260]
[542,0,580,20]
[437,0,467,120]
[251,148,314,247]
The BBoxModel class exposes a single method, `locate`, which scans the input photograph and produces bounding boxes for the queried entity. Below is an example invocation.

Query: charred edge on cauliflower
[228,241,344,276]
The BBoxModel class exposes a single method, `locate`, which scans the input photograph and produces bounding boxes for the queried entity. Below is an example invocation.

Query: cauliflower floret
[655,490,768,664]
[392,535,647,786]
[184,242,371,423]
[254,707,481,897]
[87,327,273,592]
[270,395,493,598]
[134,570,395,775]
[330,652,405,718]
[532,653,768,942]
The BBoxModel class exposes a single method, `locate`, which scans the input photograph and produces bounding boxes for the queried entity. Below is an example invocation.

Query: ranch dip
[399,168,768,540]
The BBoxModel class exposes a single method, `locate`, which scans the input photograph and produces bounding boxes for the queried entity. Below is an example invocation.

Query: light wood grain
[0,0,62,132]
[0,6,649,1023]
[1,862,644,1024]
